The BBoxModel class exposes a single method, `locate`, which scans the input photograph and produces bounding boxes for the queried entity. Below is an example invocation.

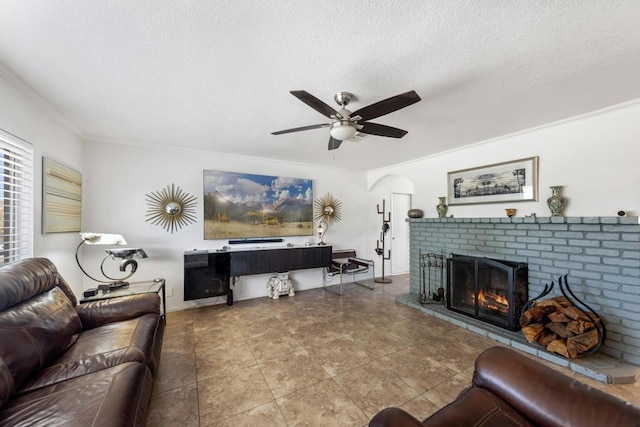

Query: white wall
[0,68,85,296]
[5,57,638,310]
[367,101,640,219]
[82,141,369,311]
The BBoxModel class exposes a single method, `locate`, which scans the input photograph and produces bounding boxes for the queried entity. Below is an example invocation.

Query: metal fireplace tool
[418,250,445,305]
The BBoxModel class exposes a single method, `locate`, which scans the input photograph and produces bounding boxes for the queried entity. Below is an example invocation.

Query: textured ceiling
[1,1,639,171]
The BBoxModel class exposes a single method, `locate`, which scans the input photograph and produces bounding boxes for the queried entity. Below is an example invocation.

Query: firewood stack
[519,296,601,358]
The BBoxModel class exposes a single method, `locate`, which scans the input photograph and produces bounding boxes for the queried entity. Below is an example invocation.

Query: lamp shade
[329,121,356,141]
[76,232,146,287]
[80,232,127,245]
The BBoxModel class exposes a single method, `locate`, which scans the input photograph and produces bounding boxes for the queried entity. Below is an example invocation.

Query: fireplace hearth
[447,254,528,331]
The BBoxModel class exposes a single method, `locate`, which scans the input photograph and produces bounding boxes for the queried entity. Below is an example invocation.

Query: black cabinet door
[302,246,332,269]
[184,252,230,301]
[230,250,270,276]
[269,248,303,272]
[232,246,331,275]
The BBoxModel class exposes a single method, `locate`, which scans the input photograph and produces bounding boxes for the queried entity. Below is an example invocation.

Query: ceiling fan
[271,90,421,150]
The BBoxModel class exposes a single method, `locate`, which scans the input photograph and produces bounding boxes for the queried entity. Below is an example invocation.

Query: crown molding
[0,63,83,137]
[370,97,640,174]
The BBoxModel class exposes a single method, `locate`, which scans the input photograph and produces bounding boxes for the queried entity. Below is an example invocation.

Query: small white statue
[267,272,295,299]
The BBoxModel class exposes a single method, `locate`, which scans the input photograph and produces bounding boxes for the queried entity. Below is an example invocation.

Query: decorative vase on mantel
[547,186,566,217]
[436,197,448,218]
[407,208,424,218]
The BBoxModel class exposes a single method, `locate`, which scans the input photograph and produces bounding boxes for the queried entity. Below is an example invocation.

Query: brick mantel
[408,216,640,365]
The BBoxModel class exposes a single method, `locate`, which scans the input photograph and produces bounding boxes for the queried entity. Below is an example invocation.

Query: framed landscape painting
[203,170,313,239]
[448,156,538,205]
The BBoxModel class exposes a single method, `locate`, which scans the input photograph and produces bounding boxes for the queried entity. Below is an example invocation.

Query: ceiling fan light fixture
[329,120,356,141]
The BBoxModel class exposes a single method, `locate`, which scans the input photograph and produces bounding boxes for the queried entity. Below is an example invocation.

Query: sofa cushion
[422,387,536,426]
[0,362,152,427]
[0,258,61,311]
[0,357,15,408]
[76,293,161,330]
[18,313,163,394]
[55,272,78,306]
[0,287,81,392]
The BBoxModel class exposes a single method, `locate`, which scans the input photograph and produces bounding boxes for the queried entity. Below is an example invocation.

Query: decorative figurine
[267,272,295,299]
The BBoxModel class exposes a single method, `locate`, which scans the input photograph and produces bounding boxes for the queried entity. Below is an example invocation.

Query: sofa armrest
[76,293,160,330]
[473,347,640,427]
[369,407,424,427]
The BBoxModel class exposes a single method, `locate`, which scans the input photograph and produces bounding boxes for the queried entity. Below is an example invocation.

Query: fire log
[479,290,509,312]
[560,305,591,322]
[536,330,559,347]
[519,306,549,327]
[545,321,575,339]
[566,320,595,335]
[567,329,599,357]
[552,296,572,308]
[535,297,563,309]
[522,323,545,343]
[547,311,572,323]
[520,309,535,327]
[546,339,570,358]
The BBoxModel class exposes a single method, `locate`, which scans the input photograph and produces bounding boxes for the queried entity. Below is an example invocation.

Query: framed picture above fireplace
[448,156,538,205]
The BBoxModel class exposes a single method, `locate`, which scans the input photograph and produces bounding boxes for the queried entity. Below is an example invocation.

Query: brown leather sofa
[370,346,640,427]
[0,258,164,426]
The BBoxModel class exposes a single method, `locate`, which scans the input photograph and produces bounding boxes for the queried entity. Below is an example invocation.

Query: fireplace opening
[447,254,528,331]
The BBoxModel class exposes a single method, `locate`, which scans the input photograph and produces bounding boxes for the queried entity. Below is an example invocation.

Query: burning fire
[474,289,509,313]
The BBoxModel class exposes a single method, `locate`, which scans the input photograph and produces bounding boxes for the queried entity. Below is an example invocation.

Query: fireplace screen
[447,254,528,331]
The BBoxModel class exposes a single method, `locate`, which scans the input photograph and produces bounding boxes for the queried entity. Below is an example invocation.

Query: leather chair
[370,346,640,427]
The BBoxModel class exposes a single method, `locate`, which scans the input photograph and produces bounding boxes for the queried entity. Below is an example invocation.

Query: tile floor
[148,275,640,426]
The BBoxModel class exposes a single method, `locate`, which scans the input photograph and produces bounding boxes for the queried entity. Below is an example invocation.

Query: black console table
[184,245,332,305]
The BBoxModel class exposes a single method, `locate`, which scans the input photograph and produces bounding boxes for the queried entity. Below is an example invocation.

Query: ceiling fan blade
[359,122,408,138]
[328,137,343,150]
[350,90,421,121]
[271,123,330,135]
[290,90,340,118]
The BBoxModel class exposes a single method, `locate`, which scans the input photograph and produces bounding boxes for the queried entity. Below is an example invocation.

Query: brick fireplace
[407,216,640,366]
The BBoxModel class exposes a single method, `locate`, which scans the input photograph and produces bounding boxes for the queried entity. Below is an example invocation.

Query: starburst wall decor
[313,193,342,227]
[313,193,342,244]
[145,184,197,234]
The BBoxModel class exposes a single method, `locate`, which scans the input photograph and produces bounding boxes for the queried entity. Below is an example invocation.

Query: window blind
[0,128,33,264]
